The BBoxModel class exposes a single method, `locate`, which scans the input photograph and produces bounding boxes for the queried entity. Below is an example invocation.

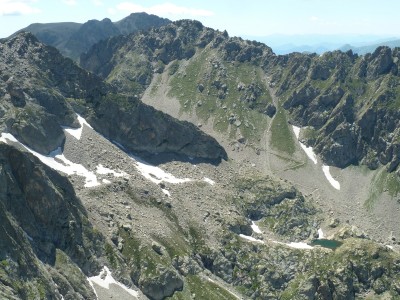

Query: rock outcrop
[0,143,102,299]
[0,32,226,161]
[84,93,227,161]
[270,47,400,171]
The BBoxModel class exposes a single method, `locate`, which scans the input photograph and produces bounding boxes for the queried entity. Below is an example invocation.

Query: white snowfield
[203,177,216,185]
[239,233,314,250]
[318,228,324,239]
[239,234,264,243]
[96,164,128,178]
[251,221,263,234]
[62,115,93,140]
[239,221,314,250]
[88,266,139,299]
[322,165,341,190]
[134,158,192,185]
[292,125,340,190]
[292,125,318,164]
[0,133,99,187]
[1,114,217,191]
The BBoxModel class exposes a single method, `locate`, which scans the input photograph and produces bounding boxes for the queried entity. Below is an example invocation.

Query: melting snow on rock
[96,164,128,178]
[239,232,314,250]
[62,115,93,140]
[239,234,264,243]
[134,158,192,185]
[88,266,138,298]
[203,177,216,185]
[292,126,340,190]
[0,133,99,187]
[318,228,324,239]
[322,165,341,190]
[292,125,318,164]
[251,221,262,234]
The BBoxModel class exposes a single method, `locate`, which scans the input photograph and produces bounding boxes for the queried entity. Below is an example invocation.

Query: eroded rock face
[139,266,183,300]
[85,94,227,161]
[0,32,227,161]
[271,46,400,171]
[0,143,102,299]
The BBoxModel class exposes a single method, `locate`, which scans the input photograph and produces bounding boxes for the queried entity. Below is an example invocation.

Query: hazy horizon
[1,0,400,40]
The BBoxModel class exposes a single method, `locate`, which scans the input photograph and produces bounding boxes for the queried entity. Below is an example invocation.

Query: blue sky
[0,0,399,39]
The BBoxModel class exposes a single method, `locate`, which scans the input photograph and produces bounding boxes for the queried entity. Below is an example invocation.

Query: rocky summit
[1,16,400,300]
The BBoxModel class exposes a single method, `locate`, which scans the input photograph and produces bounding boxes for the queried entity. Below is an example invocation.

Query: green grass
[269,107,296,155]
[167,275,239,300]
[167,48,271,143]
[366,167,400,209]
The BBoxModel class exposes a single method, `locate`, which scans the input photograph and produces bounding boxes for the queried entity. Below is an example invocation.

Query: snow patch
[386,245,394,250]
[88,266,138,298]
[0,132,18,143]
[240,232,314,250]
[322,165,340,190]
[62,115,93,140]
[292,125,301,139]
[96,164,128,178]
[102,179,111,184]
[318,228,324,239]
[239,234,264,243]
[251,221,262,234]
[113,140,195,188]
[203,177,215,185]
[162,189,171,197]
[292,126,317,164]
[134,159,192,185]
[87,277,99,300]
[286,242,314,250]
[0,133,99,188]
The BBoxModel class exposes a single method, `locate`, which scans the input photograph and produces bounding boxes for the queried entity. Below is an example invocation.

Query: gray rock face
[0,32,227,161]
[366,46,394,78]
[0,32,105,154]
[85,94,228,161]
[0,143,102,298]
[9,108,65,154]
[139,266,183,300]
[273,46,400,171]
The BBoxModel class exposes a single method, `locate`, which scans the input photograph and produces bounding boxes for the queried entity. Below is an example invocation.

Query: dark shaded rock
[0,143,102,298]
[264,103,276,117]
[6,81,26,107]
[283,84,319,109]
[9,107,65,154]
[367,46,394,78]
[139,266,183,300]
[87,94,227,162]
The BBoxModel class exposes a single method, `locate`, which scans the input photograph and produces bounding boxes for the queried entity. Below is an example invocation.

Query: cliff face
[0,143,102,299]
[3,17,400,300]
[81,18,400,173]
[0,32,226,161]
[270,46,400,171]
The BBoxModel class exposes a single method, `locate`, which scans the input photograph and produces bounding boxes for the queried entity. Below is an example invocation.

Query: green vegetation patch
[168,48,271,142]
[366,167,400,209]
[269,107,296,155]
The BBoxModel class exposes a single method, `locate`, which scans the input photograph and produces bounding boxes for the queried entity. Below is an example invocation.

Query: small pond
[310,239,343,250]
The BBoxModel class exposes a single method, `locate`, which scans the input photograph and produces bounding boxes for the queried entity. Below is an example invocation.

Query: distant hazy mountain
[340,39,400,55]
[246,34,400,55]
[10,12,170,61]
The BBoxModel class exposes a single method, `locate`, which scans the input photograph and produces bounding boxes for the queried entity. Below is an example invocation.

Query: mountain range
[248,34,400,55]
[10,12,170,61]
[1,14,400,300]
